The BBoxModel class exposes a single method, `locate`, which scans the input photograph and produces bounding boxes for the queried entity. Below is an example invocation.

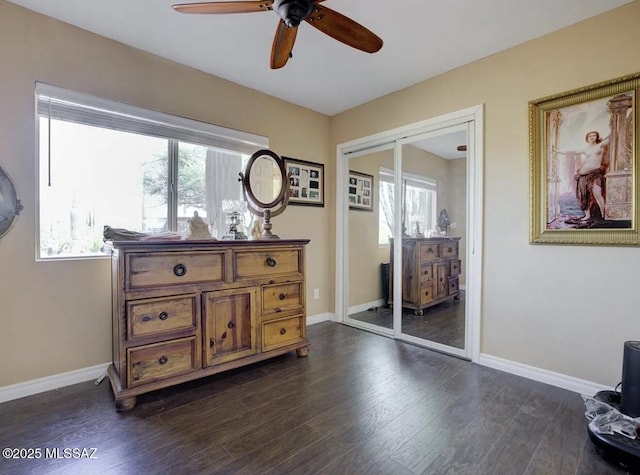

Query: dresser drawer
[262,316,304,351]
[262,282,304,318]
[234,248,302,280]
[126,251,225,290]
[418,264,434,283]
[419,242,440,261]
[419,284,435,306]
[127,337,200,387]
[448,277,459,295]
[449,259,461,277]
[441,242,458,259]
[127,295,198,341]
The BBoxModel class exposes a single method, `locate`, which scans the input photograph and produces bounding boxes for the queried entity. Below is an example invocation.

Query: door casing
[335,105,484,361]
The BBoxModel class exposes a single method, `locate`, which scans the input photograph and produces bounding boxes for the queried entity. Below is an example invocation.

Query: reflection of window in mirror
[378,167,437,245]
[248,156,283,204]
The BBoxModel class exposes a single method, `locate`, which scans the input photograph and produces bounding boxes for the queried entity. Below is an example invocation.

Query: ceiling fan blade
[305,5,382,53]
[172,1,274,14]
[271,20,298,69]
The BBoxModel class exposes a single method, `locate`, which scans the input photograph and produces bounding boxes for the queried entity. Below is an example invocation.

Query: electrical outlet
[313,288,320,300]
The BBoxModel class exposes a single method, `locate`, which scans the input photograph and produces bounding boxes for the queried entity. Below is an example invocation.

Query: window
[378,167,437,245]
[36,83,267,259]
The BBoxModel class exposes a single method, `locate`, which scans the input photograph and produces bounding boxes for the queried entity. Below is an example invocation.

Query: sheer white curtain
[205,149,250,237]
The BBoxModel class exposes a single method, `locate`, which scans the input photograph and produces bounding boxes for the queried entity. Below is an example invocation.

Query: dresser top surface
[106,238,310,251]
[390,236,461,242]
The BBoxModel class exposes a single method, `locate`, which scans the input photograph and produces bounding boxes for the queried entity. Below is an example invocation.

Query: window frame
[378,166,437,246]
[35,83,268,261]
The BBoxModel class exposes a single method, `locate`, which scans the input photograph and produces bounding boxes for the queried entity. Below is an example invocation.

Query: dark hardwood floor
[349,291,465,349]
[0,322,632,475]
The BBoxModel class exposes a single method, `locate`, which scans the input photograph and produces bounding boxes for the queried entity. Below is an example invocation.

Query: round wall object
[0,167,23,239]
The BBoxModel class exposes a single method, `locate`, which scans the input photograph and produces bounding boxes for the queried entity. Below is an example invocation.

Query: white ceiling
[412,130,468,160]
[6,0,633,118]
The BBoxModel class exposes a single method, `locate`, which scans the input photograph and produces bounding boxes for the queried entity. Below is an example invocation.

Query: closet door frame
[335,105,484,361]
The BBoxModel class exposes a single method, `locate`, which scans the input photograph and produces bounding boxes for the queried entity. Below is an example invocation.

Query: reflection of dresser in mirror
[389,237,461,315]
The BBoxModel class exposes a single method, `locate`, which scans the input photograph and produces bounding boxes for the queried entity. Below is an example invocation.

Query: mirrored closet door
[395,126,468,356]
[344,145,395,336]
[337,107,482,360]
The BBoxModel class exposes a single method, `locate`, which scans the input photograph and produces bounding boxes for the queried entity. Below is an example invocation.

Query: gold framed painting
[530,72,640,245]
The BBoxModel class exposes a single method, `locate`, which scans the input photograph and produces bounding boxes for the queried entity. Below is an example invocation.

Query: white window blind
[35,82,268,154]
[379,167,437,190]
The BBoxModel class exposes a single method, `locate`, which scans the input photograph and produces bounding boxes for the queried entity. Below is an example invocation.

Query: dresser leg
[116,396,137,412]
[296,347,309,357]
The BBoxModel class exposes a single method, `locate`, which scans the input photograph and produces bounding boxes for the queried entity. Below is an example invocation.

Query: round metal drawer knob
[159,311,169,320]
[173,264,187,277]
[266,257,277,267]
[280,328,287,335]
[158,356,168,365]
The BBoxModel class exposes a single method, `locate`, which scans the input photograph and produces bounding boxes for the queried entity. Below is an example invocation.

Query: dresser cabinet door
[436,263,448,299]
[203,287,257,366]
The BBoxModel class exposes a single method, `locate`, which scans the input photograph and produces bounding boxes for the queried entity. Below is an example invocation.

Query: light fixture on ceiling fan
[172,0,383,69]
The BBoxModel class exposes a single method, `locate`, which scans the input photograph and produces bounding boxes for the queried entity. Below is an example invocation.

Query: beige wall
[347,150,391,307]
[0,1,332,386]
[333,2,640,386]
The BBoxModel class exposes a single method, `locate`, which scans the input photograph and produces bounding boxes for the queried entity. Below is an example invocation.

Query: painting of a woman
[546,92,633,230]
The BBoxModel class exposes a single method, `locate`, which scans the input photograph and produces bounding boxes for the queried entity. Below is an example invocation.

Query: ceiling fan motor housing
[273,0,314,27]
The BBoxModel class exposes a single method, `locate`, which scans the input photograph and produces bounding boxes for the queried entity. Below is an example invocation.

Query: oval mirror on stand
[239,149,290,239]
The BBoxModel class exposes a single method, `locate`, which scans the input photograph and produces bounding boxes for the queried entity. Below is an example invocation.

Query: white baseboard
[307,312,336,325]
[0,339,609,405]
[0,362,110,404]
[477,353,611,396]
[348,299,386,315]
[0,313,337,404]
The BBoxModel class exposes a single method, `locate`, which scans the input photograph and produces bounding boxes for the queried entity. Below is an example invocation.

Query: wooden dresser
[106,239,309,411]
[389,237,461,315]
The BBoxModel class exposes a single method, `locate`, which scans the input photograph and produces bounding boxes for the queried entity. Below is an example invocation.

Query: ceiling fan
[172,0,383,69]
